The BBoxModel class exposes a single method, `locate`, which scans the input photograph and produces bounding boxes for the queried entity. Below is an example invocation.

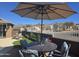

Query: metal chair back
[61,42,71,57]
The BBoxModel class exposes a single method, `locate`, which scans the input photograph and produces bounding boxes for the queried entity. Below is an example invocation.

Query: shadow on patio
[0,46,20,57]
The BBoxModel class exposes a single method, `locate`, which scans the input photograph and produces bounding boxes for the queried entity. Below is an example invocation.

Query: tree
[72,25,78,30]
[63,22,74,30]
[63,22,74,26]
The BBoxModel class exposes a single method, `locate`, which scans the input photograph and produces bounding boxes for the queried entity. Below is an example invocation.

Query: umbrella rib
[20,2,36,5]
[21,2,66,5]
[47,3,66,5]
[12,7,35,12]
[34,13,40,19]
[48,8,66,18]
[21,8,37,17]
[50,6,77,13]
[45,9,51,19]
[35,7,43,19]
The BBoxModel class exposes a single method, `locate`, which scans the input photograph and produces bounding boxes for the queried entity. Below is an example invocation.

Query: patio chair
[20,40,40,49]
[20,40,28,49]
[19,49,38,57]
[48,41,71,57]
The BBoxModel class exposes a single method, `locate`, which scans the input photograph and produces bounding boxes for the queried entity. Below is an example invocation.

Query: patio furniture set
[18,39,71,57]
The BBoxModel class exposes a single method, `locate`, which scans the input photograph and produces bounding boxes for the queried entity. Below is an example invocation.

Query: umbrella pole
[40,6,43,43]
[40,18,43,43]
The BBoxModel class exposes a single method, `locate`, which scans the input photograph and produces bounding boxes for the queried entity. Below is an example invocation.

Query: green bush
[21,36,33,44]
[13,40,20,46]
[30,33,39,41]
[13,36,33,46]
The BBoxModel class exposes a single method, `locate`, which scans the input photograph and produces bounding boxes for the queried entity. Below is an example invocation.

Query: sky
[0,2,79,25]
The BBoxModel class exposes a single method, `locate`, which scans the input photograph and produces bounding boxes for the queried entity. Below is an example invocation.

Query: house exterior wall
[0,19,13,38]
[6,25,13,38]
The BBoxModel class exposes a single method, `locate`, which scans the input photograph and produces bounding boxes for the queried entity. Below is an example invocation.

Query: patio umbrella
[12,2,77,42]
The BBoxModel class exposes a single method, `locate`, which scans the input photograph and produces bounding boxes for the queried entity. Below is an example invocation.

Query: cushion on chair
[21,49,38,57]
[20,40,28,49]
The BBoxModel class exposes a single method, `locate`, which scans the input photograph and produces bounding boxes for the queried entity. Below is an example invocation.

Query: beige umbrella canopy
[12,2,77,42]
[12,2,76,19]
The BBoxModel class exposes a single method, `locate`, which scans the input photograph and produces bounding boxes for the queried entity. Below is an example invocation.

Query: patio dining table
[27,42,57,56]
